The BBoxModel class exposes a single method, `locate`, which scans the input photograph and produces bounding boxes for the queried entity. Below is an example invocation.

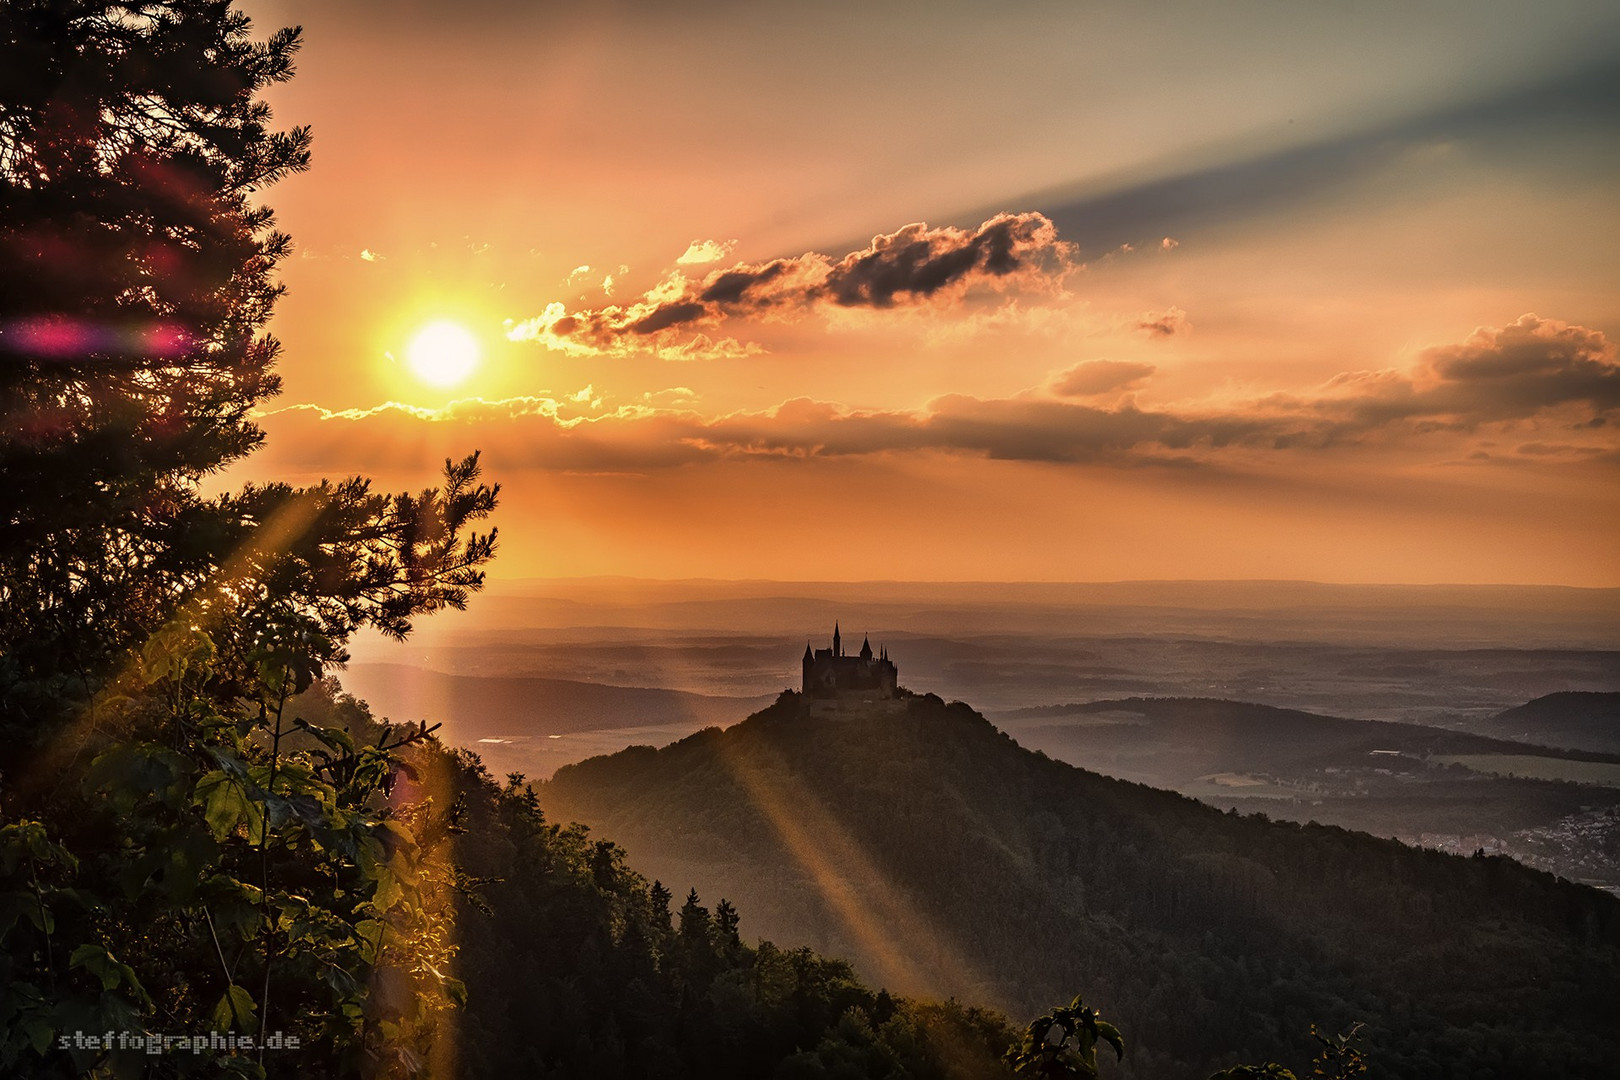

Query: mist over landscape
[341,577,1618,743]
[335,578,1620,898]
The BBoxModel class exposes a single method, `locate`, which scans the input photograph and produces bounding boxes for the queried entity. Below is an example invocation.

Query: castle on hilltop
[802,623,898,701]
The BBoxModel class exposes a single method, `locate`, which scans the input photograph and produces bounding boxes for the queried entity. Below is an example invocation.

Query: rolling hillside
[542,691,1620,1080]
[993,697,1620,887]
[1475,691,1620,754]
[994,696,1616,785]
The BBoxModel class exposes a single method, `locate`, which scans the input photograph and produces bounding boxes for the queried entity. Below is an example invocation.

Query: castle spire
[833,622,841,657]
[859,635,872,660]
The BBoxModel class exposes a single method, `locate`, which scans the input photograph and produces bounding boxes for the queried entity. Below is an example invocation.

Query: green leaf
[0,892,35,940]
[68,944,151,1005]
[375,817,416,849]
[354,919,387,964]
[0,820,76,876]
[1097,1020,1126,1061]
[69,944,117,989]
[294,717,356,755]
[22,1014,56,1055]
[195,771,265,844]
[206,747,251,781]
[269,760,325,798]
[25,902,55,936]
[211,984,259,1034]
[371,865,404,912]
[140,622,216,685]
[86,744,191,812]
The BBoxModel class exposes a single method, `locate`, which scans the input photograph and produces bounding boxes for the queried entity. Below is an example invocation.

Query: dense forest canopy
[545,691,1620,1080]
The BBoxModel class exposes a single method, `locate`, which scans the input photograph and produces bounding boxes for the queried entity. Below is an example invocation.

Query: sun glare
[405,321,480,387]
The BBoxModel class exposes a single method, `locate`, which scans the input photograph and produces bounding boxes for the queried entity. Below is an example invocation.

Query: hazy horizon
[338,576,1618,791]
[353,577,1619,660]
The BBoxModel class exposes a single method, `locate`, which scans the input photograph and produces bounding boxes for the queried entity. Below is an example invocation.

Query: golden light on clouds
[238,0,1620,584]
[405,320,481,387]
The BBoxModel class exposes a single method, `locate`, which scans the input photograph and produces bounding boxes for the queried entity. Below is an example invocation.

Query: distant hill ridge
[1000,695,1620,764]
[543,690,1620,1080]
[340,661,776,740]
[1480,691,1620,754]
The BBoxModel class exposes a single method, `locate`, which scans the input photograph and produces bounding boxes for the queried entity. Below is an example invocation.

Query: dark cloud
[1136,306,1189,339]
[818,214,1066,307]
[1305,314,1620,436]
[1426,316,1619,407]
[626,301,708,335]
[291,316,1620,472]
[1050,360,1158,397]
[507,212,1076,358]
[694,320,1620,459]
[697,259,805,306]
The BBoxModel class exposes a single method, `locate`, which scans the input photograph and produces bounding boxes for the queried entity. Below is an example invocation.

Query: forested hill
[1478,691,1620,754]
[543,691,1620,1080]
[999,695,1620,763]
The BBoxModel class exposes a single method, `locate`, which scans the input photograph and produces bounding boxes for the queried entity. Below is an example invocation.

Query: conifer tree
[650,879,674,926]
[0,4,497,1075]
[3,0,299,730]
[714,897,741,949]
[0,1,497,751]
[678,888,711,941]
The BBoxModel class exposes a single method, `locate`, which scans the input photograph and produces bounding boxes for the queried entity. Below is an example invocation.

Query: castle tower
[801,623,899,702]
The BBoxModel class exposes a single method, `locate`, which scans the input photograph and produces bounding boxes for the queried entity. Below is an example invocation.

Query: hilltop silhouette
[543,690,1620,1079]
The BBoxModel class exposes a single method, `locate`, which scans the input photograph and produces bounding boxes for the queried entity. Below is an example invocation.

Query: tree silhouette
[678,888,712,944]
[1208,1065,1298,1080]
[714,897,741,949]
[1,1,314,733]
[1206,1024,1367,1080]
[1305,1023,1367,1080]
[650,880,673,917]
[0,0,498,756]
[0,4,498,1075]
[1006,994,1125,1079]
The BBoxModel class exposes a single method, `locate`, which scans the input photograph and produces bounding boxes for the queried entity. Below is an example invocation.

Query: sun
[405,320,480,387]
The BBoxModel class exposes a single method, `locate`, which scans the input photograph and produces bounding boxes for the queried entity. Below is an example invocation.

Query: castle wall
[802,647,897,700]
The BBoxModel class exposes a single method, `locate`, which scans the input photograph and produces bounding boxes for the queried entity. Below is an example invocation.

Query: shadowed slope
[1478,692,1620,754]
[544,691,1620,1080]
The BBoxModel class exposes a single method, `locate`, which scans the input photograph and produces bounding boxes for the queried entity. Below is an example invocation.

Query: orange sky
[233,0,1620,585]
